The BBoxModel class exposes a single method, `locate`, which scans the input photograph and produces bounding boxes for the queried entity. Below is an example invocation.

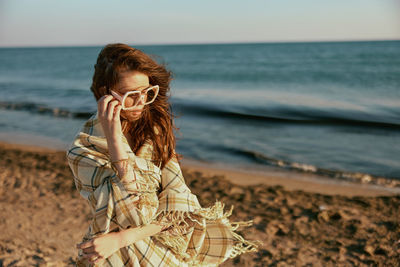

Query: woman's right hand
[98,94,130,177]
[98,95,123,141]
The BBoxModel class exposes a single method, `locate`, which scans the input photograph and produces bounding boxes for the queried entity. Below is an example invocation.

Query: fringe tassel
[149,201,261,266]
[228,230,261,258]
[112,157,161,194]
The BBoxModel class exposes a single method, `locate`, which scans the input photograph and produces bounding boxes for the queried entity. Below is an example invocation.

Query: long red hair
[90,43,179,169]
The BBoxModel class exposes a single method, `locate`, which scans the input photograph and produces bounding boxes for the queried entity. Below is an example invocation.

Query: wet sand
[0,142,399,266]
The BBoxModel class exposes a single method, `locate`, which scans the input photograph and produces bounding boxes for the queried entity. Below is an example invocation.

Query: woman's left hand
[77,232,122,264]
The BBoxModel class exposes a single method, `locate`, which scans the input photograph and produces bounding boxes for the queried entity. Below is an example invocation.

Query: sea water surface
[0,41,399,183]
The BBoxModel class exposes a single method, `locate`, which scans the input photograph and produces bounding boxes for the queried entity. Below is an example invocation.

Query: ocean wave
[226,147,400,187]
[173,101,400,129]
[0,101,93,119]
[1,100,400,130]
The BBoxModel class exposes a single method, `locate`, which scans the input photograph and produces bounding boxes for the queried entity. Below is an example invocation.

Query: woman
[67,43,259,266]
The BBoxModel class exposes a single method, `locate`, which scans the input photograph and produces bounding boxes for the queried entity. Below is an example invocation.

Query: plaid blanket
[67,113,259,266]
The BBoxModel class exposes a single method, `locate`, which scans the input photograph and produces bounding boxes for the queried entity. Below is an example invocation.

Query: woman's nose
[137,94,146,105]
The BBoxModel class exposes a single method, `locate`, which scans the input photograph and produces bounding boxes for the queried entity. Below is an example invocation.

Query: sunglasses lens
[124,92,141,108]
[145,87,157,104]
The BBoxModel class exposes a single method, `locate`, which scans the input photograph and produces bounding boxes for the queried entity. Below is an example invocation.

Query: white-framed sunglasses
[110,85,159,110]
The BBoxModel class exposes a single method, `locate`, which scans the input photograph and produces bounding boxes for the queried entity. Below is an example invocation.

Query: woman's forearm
[107,137,165,247]
[118,223,164,248]
[107,136,130,178]
[107,138,163,248]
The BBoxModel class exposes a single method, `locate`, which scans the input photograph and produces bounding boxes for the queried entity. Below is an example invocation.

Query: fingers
[98,95,114,118]
[81,246,96,255]
[76,242,104,263]
[84,252,97,258]
[77,240,96,255]
[114,105,122,122]
[97,93,123,139]
[93,256,104,264]
[83,252,103,263]
[77,240,93,250]
[107,100,120,121]
[98,95,121,121]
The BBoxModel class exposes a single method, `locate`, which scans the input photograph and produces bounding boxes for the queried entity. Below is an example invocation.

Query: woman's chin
[121,111,142,122]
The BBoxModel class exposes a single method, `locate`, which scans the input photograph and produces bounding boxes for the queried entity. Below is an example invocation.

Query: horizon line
[0,38,399,49]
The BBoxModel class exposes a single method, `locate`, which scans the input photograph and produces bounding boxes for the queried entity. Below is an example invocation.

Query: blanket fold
[67,113,259,266]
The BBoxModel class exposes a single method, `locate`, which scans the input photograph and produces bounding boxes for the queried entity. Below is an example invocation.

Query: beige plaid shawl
[67,113,259,266]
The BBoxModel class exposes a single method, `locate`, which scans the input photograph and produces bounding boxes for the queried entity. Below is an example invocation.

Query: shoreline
[181,159,400,197]
[1,140,398,197]
[0,128,398,193]
[1,138,399,266]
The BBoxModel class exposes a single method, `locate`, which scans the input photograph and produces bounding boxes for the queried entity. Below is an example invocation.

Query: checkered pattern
[67,113,259,266]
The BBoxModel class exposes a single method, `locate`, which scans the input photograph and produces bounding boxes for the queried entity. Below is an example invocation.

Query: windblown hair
[90,43,178,169]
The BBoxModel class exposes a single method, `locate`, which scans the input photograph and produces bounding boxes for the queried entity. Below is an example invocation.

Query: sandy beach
[0,141,399,266]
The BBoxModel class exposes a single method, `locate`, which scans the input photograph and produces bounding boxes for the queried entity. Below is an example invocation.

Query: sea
[0,40,399,184]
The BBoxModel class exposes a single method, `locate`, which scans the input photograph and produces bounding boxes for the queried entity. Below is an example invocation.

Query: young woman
[67,43,259,266]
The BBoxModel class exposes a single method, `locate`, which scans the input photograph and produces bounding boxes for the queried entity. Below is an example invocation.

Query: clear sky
[0,0,399,47]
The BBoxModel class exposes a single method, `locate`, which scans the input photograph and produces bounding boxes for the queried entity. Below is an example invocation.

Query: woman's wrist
[117,224,164,248]
[110,231,125,250]
[115,231,125,249]
[107,137,127,158]
[106,132,124,144]
[117,227,138,248]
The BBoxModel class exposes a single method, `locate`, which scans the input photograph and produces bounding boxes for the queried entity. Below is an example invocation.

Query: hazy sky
[1,0,399,47]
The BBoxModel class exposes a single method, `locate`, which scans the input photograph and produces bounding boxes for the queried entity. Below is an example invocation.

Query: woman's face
[114,70,149,122]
